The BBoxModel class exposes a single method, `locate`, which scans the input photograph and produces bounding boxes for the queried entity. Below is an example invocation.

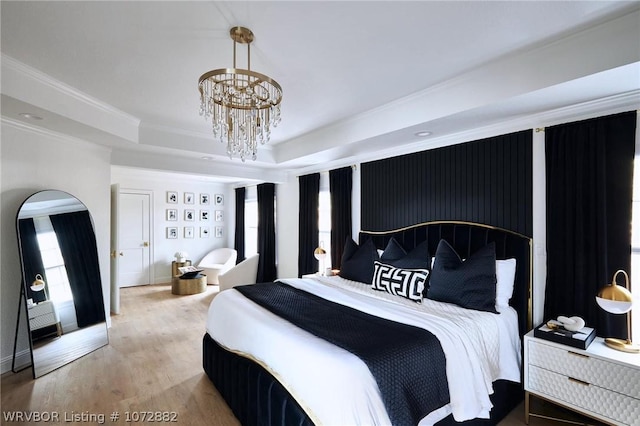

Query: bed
[203,221,532,425]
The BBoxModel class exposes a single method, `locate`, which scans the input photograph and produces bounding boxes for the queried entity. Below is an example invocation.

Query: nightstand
[524,330,640,425]
[28,301,61,338]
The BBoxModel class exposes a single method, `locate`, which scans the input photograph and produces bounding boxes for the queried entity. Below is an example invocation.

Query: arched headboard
[360,221,532,337]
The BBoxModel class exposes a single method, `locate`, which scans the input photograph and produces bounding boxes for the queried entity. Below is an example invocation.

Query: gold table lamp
[596,269,639,353]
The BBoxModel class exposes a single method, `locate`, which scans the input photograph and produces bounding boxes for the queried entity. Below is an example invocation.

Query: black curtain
[257,183,277,282]
[234,187,246,263]
[17,218,49,304]
[50,210,105,328]
[330,167,353,269]
[298,173,320,277]
[545,111,636,339]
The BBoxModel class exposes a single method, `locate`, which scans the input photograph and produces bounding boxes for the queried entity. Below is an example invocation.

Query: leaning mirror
[15,190,108,378]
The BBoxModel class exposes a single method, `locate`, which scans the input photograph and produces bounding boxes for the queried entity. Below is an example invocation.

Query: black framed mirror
[15,190,108,378]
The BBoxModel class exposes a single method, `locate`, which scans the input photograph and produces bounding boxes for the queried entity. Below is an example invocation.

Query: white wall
[1,120,112,373]
[110,168,233,283]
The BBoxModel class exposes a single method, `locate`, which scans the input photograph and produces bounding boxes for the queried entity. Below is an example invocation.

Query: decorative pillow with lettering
[372,261,429,302]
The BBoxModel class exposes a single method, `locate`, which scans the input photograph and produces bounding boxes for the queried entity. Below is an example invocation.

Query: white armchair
[197,248,237,284]
[218,254,260,292]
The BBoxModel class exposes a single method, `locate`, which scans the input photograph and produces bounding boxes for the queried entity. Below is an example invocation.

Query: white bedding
[206,275,521,425]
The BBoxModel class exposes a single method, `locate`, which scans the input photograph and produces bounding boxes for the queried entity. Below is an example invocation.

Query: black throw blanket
[235,281,449,426]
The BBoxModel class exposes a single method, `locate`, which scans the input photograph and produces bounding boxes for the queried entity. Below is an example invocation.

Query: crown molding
[2,54,140,128]
[1,116,112,155]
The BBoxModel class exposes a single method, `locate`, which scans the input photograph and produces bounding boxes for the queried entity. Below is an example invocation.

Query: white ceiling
[2,1,640,184]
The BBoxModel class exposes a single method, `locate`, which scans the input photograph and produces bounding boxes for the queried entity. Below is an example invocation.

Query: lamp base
[604,338,640,353]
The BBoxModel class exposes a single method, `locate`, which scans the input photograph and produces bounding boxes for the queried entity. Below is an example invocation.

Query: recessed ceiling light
[19,112,43,120]
[201,156,214,160]
[415,131,432,137]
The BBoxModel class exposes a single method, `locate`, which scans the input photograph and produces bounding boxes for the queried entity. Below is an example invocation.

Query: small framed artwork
[215,210,223,222]
[200,227,210,238]
[215,194,224,206]
[200,210,210,221]
[184,192,195,204]
[215,226,223,238]
[166,227,178,239]
[166,209,178,221]
[167,191,178,204]
[200,193,210,205]
[184,227,194,239]
[184,209,195,221]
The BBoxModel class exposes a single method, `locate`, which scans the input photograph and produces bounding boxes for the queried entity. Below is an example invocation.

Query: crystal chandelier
[198,26,282,161]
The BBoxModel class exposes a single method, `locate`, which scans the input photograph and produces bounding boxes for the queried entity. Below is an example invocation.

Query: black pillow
[380,238,430,269]
[339,237,379,283]
[427,240,498,313]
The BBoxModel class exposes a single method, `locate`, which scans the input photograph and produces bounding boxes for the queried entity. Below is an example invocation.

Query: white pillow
[495,258,517,308]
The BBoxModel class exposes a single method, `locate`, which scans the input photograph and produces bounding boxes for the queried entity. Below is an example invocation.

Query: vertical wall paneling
[361,130,533,236]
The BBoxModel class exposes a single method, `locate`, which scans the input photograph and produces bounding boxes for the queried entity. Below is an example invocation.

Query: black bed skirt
[203,333,523,426]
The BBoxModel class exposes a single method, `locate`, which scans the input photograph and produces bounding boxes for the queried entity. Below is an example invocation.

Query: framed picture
[200,227,210,238]
[200,210,210,221]
[215,226,223,238]
[215,210,223,222]
[184,209,195,221]
[166,227,178,239]
[184,192,195,204]
[184,227,194,239]
[200,193,210,205]
[166,209,178,221]
[167,191,178,204]
[215,194,224,206]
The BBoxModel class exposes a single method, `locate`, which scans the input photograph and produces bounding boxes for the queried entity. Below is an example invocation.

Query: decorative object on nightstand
[596,269,639,353]
[533,318,596,350]
[314,244,327,276]
[174,251,189,263]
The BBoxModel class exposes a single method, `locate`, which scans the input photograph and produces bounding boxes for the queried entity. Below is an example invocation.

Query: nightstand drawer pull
[567,350,589,359]
[568,377,590,386]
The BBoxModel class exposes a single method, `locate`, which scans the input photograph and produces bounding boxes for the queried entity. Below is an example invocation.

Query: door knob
[143,241,149,247]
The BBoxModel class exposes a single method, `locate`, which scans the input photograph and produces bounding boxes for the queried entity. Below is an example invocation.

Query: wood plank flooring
[2,283,594,425]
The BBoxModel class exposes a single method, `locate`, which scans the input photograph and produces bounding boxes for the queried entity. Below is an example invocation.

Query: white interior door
[118,191,152,288]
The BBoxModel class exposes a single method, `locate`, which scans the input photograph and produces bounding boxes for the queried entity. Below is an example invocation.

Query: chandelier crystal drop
[198,26,282,161]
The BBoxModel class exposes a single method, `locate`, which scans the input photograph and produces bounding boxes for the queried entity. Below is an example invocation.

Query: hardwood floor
[2,283,595,425]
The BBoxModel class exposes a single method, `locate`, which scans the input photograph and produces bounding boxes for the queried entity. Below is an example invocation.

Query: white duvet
[206,276,521,425]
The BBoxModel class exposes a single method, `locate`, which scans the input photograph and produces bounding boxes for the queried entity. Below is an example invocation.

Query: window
[632,152,640,344]
[33,216,73,303]
[318,189,332,269]
[245,196,258,258]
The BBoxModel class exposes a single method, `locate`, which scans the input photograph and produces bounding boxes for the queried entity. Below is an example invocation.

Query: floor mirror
[13,190,108,378]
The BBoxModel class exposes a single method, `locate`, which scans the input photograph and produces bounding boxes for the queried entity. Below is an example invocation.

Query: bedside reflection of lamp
[314,244,327,275]
[31,273,48,301]
[596,269,639,353]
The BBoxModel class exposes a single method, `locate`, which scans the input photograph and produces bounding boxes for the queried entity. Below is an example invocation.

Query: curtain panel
[257,183,277,283]
[330,167,353,269]
[17,218,49,304]
[544,111,637,339]
[234,187,246,263]
[298,173,320,277]
[50,210,105,328]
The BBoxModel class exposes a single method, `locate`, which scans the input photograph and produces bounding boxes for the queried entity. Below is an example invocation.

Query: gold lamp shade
[30,274,46,292]
[313,247,327,260]
[595,269,639,353]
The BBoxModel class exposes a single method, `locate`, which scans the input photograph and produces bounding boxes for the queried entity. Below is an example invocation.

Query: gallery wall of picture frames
[165,191,224,239]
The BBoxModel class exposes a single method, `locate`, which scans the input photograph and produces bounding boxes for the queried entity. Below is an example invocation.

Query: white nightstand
[28,300,61,337]
[524,330,640,425]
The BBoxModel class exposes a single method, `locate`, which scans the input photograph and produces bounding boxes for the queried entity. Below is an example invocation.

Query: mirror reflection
[17,190,108,378]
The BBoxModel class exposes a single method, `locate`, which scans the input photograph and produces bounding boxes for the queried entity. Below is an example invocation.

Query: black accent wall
[361,130,533,236]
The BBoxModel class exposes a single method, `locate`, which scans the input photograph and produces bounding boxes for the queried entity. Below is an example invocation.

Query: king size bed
[203,221,532,425]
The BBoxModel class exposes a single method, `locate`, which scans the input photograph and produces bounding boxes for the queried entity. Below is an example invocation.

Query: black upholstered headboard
[359,221,532,337]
